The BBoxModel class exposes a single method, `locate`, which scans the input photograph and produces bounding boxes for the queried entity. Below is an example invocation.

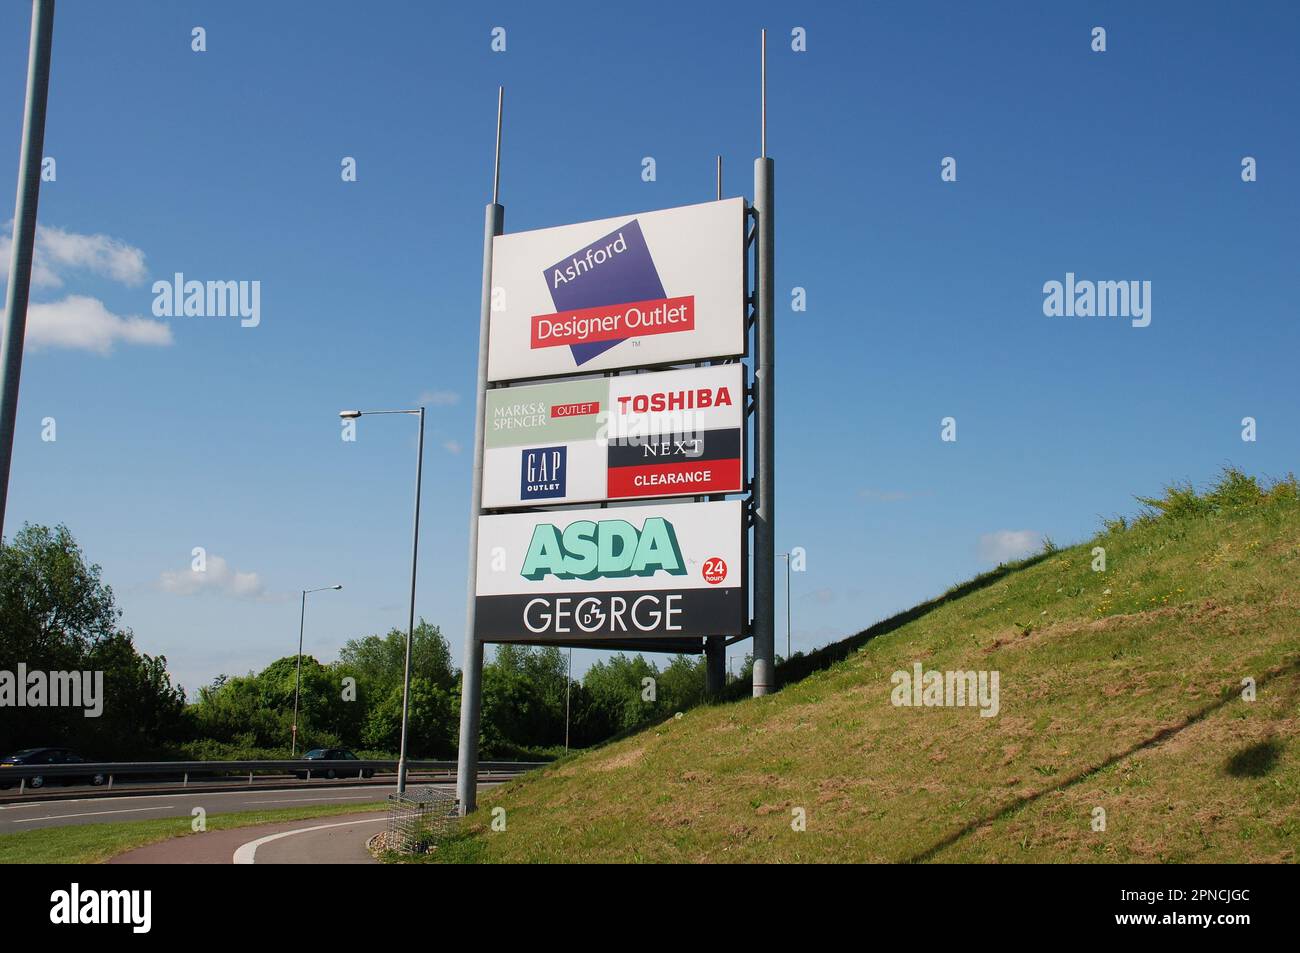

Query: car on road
[0,747,107,789]
[293,748,373,780]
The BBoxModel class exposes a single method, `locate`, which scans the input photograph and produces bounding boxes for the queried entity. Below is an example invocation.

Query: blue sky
[1,1,1296,694]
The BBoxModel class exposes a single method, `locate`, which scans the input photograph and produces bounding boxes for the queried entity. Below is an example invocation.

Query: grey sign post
[0,0,56,542]
[457,88,505,816]
[751,29,777,696]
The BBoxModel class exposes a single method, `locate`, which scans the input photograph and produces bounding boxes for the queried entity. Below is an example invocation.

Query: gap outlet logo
[520,446,566,500]
[488,199,745,381]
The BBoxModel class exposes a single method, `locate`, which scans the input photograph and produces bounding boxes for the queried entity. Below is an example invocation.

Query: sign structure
[482,364,745,508]
[487,198,746,381]
[474,500,744,642]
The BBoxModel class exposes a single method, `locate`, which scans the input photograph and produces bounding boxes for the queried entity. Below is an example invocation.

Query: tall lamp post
[292,584,342,755]
[778,553,792,662]
[339,407,425,793]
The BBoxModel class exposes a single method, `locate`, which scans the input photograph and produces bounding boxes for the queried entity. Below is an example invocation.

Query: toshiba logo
[616,387,733,414]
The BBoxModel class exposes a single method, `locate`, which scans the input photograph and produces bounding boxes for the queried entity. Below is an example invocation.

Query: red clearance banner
[606,458,742,498]
[531,296,695,350]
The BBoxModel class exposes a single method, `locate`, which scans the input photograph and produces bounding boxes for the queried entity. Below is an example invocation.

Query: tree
[0,523,186,756]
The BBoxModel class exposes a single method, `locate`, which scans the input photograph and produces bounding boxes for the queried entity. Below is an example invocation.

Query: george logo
[534,219,693,366]
[520,446,566,500]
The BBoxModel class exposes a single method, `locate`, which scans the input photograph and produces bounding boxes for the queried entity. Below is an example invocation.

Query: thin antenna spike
[716,155,723,200]
[761,29,767,157]
[492,86,504,205]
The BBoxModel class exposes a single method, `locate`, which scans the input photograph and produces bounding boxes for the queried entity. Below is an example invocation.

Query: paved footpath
[108,811,386,865]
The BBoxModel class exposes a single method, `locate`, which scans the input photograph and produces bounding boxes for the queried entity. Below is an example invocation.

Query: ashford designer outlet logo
[532,220,693,365]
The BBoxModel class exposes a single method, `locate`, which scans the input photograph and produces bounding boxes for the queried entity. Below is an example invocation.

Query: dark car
[294,748,373,780]
[0,747,106,789]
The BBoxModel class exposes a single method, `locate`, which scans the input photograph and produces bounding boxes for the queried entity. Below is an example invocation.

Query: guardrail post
[183,772,188,787]
[249,771,253,784]
[107,774,112,789]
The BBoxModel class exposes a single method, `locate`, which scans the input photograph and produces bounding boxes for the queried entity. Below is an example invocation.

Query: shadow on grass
[904,656,1300,863]
[1225,738,1284,778]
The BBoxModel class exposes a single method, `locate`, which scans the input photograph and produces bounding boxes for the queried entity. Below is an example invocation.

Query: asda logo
[521,517,686,580]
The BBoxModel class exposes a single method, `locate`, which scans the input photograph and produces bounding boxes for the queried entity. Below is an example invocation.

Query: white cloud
[859,488,915,502]
[977,529,1042,565]
[419,389,460,407]
[23,294,172,354]
[158,555,267,601]
[0,223,148,289]
[442,439,463,455]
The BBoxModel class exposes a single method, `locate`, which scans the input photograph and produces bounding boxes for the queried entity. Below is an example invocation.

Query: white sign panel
[474,500,744,641]
[482,364,745,508]
[487,198,745,382]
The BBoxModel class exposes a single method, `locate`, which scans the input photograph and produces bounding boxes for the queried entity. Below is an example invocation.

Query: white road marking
[232,817,387,864]
[254,795,376,804]
[0,785,404,810]
[12,805,175,822]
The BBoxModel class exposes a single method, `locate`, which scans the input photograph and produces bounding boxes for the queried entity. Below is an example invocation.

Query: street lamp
[339,406,425,793]
[292,584,343,756]
[778,553,792,662]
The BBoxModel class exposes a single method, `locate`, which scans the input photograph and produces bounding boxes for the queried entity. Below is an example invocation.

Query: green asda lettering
[521,517,686,580]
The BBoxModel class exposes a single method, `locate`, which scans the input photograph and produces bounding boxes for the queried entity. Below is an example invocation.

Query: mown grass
[0,801,386,864]
[422,468,1300,863]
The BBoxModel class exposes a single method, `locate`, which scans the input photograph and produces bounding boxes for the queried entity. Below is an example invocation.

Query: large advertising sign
[483,364,745,508]
[487,198,746,382]
[474,500,744,642]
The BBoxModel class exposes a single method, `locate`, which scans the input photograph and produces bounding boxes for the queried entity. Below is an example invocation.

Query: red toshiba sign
[531,296,695,350]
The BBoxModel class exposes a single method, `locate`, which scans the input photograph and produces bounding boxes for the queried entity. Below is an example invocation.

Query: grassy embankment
[422,469,1300,863]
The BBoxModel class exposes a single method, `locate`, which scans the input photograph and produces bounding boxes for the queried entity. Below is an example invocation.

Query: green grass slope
[440,471,1300,863]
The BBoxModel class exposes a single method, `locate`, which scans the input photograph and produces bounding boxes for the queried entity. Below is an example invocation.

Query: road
[0,781,488,833]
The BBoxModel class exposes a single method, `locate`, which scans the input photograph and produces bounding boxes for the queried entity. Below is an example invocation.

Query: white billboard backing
[487,198,746,382]
[483,364,744,508]
[474,500,744,642]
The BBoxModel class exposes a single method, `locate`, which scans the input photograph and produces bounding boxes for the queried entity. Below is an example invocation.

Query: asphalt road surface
[0,782,488,833]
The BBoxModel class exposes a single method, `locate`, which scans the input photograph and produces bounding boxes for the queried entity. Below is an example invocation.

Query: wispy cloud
[24,295,172,354]
[1,225,167,354]
[158,555,268,601]
[977,529,1041,565]
[858,488,929,503]
[442,439,463,455]
[419,389,460,407]
[1,223,148,289]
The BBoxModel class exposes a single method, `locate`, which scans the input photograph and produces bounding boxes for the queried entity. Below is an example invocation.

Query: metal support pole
[458,91,506,814]
[396,406,425,794]
[457,201,503,813]
[0,0,55,542]
[564,647,572,751]
[752,30,776,696]
[291,590,305,755]
[785,552,792,660]
[705,635,725,696]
